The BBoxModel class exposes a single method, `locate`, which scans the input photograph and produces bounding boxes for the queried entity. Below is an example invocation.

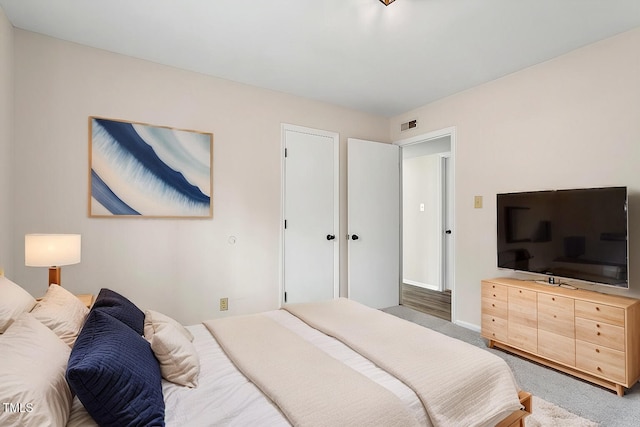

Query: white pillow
[144,309,199,387]
[144,308,194,342]
[0,312,73,426]
[30,284,89,347]
[0,276,36,333]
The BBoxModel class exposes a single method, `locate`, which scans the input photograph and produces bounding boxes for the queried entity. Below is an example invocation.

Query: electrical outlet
[220,298,228,311]
[474,195,483,209]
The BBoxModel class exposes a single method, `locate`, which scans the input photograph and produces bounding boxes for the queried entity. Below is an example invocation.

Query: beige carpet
[526,396,598,427]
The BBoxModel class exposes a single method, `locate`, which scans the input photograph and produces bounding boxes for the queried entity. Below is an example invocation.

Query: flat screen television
[496,186,628,288]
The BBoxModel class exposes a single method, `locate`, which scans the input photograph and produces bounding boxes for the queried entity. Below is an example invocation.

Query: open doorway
[396,128,455,322]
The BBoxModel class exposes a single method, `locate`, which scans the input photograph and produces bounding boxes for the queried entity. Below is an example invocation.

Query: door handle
[326,234,336,240]
[351,234,359,240]
[445,230,452,235]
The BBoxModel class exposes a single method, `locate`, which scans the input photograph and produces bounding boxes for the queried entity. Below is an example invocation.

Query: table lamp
[25,234,81,286]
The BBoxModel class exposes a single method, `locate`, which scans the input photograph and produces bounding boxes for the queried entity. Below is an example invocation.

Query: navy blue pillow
[92,288,145,335]
[66,309,165,427]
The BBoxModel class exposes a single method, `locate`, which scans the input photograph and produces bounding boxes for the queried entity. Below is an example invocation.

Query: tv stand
[481,277,640,396]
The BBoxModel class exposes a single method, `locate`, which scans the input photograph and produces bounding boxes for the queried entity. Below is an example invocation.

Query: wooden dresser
[481,277,640,396]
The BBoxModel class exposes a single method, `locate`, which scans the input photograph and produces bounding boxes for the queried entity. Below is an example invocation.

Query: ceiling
[1,0,639,117]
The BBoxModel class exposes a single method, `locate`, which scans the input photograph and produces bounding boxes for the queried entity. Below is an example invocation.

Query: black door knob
[445,230,452,235]
[326,234,335,240]
[351,234,359,240]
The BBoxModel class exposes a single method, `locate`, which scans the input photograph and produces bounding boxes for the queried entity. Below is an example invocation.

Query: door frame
[280,123,340,306]
[394,126,457,322]
[440,152,454,293]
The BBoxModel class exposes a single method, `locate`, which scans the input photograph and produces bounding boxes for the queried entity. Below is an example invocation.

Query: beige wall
[11,30,389,324]
[0,9,13,275]
[392,28,640,328]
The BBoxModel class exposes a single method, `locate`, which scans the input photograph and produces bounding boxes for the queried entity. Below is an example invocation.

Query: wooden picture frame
[89,117,213,218]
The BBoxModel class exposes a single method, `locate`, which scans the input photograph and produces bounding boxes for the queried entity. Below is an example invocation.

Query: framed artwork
[89,117,213,218]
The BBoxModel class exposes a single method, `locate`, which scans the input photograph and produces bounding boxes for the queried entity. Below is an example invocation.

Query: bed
[1,274,531,427]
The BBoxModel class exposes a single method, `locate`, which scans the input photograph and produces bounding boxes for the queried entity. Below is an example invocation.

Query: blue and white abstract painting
[90,117,213,217]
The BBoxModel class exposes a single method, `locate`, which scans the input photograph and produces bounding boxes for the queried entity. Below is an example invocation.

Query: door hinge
[284,292,287,303]
[284,219,287,229]
[285,148,288,158]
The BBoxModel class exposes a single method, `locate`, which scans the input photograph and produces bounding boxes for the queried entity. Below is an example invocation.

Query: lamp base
[48,267,61,286]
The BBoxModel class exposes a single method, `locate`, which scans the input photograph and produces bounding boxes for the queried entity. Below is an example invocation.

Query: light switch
[419,203,425,212]
[474,196,483,209]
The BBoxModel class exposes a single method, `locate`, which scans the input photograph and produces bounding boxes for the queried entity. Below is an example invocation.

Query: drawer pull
[492,319,495,322]
[597,367,602,372]
[519,290,522,293]
[596,324,600,328]
[597,332,601,336]
[553,315,557,318]
[596,307,600,311]
[596,348,600,353]
[493,294,496,297]
[492,303,495,307]
[552,297,555,301]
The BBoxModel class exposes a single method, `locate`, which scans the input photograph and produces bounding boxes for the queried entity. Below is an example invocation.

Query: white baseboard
[454,319,480,333]
[403,279,439,291]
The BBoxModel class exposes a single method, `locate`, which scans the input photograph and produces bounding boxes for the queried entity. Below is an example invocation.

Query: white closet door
[283,125,339,304]
[347,138,400,309]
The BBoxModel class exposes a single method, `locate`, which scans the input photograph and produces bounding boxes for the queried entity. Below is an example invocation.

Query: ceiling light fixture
[379,0,396,5]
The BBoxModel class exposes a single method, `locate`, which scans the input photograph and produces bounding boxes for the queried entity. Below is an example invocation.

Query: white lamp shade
[25,234,81,267]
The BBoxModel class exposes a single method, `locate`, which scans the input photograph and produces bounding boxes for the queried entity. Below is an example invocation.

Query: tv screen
[496,187,628,288]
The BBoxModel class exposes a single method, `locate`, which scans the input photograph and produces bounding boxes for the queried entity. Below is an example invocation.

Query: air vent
[400,119,417,132]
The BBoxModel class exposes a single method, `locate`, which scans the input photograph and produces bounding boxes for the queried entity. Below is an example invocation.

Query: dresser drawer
[538,329,575,367]
[482,297,508,318]
[575,300,624,326]
[575,317,625,352]
[576,340,625,383]
[538,293,574,338]
[482,281,508,301]
[482,314,508,342]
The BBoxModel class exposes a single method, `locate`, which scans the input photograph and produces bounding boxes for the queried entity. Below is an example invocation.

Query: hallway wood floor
[400,283,451,321]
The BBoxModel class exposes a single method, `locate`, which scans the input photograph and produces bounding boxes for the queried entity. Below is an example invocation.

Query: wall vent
[400,119,417,132]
